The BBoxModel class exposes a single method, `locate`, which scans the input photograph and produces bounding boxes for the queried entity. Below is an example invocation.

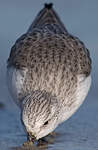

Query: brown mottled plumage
[7,3,91,141]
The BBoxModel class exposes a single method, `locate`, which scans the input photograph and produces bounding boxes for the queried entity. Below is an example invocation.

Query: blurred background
[0,0,98,150]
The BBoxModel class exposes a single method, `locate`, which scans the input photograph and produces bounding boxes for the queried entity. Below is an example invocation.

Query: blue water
[0,0,98,150]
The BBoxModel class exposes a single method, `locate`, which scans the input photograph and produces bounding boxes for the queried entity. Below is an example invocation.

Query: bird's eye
[43,121,48,126]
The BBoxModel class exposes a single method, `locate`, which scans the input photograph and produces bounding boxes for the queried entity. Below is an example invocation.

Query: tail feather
[27,3,67,33]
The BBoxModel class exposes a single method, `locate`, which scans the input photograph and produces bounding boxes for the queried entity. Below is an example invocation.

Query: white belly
[7,67,27,106]
[59,74,91,123]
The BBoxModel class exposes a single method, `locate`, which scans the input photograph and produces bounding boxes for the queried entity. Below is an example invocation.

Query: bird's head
[21,90,60,140]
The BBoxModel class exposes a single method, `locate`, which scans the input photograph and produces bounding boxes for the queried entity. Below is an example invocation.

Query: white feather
[59,74,91,123]
[7,67,27,105]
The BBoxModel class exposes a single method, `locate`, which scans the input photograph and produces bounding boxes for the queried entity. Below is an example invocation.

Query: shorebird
[7,3,91,144]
